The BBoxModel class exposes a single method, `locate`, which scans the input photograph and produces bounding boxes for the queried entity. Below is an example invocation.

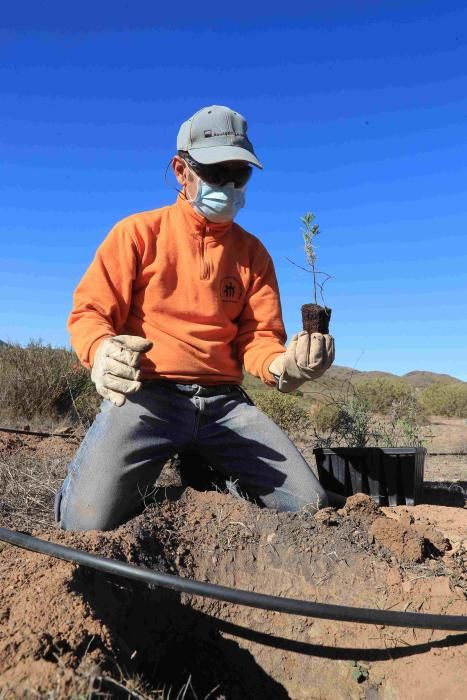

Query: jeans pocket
[235,386,256,406]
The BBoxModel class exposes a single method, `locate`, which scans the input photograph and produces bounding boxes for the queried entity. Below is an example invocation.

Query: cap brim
[187,145,263,169]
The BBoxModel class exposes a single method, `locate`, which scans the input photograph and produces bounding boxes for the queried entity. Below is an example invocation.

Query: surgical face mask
[186,167,246,223]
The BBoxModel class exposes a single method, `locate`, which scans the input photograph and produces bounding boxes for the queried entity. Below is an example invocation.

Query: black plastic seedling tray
[314,447,426,506]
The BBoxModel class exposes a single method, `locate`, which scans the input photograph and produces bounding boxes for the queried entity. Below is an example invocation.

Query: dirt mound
[1,489,466,699]
[369,510,451,564]
[0,527,175,698]
[0,542,110,695]
[384,504,467,546]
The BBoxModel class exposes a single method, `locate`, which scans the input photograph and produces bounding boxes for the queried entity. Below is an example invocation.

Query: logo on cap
[204,129,243,139]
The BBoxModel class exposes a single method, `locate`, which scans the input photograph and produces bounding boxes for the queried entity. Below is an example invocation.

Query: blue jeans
[55,380,328,531]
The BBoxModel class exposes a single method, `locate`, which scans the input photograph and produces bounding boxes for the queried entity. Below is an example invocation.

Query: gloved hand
[268,331,335,393]
[91,335,153,407]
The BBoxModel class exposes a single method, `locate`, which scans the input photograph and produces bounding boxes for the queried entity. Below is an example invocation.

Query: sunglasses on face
[180,152,253,188]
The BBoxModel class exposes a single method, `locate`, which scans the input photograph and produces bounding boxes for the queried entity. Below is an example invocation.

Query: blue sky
[1,1,466,380]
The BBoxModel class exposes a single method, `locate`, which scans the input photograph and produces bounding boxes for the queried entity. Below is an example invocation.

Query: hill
[402,370,463,388]
[242,365,464,394]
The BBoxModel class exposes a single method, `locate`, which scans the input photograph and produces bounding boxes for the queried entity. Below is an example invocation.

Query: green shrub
[327,394,375,448]
[310,391,426,448]
[0,340,99,427]
[355,377,415,414]
[377,394,427,447]
[311,401,341,434]
[419,383,467,418]
[248,389,312,437]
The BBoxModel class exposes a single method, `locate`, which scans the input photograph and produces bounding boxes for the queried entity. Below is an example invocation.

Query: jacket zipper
[199,226,210,280]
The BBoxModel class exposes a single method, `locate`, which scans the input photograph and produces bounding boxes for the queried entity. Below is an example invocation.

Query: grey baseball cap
[177,105,263,169]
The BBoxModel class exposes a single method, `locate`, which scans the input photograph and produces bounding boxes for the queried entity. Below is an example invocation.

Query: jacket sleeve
[234,242,287,386]
[67,221,140,368]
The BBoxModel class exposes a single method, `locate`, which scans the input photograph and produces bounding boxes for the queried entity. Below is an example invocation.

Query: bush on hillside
[419,383,467,418]
[0,340,99,427]
[311,401,341,434]
[248,389,312,437]
[354,377,416,414]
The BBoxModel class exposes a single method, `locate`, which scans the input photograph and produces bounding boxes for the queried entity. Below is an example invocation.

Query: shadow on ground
[423,481,466,507]
[72,567,289,700]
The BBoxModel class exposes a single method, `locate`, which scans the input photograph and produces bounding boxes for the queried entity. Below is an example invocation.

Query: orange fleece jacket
[68,194,287,386]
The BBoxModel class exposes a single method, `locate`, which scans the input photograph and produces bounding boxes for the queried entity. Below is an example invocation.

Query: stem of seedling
[285,258,332,304]
[301,212,320,305]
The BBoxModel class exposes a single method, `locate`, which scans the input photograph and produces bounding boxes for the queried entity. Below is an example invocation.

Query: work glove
[91,335,153,407]
[268,331,335,393]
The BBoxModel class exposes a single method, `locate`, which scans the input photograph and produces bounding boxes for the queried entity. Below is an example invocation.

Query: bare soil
[0,424,466,699]
[425,417,467,453]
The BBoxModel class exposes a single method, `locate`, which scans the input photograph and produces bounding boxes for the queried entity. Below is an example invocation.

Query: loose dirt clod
[314,506,340,526]
[338,492,382,525]
[369,516,426,563]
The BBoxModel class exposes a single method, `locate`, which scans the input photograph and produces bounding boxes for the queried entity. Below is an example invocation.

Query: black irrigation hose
[427,453,467,457]
[0,426,74,438]
[1,527,466,631]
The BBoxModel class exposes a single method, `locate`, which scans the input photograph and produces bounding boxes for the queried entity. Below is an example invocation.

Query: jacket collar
[174,193,233,239]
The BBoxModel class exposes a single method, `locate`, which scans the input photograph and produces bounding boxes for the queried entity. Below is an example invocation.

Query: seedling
[287,212,332,334]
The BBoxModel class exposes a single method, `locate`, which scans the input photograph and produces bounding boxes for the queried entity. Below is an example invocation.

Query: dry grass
[0,667,219,700]
[0,341,100,430]
[0,442,66,531]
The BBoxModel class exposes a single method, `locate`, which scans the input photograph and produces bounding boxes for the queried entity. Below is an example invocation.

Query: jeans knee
[59,506,116,532]
[55,483,116,532]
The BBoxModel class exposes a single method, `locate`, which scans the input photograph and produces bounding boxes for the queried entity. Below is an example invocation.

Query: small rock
[351,664,369,683]
[314,508,339,526]
[54,425,73,435]
[445,542,461,558]
[399,512,415,527]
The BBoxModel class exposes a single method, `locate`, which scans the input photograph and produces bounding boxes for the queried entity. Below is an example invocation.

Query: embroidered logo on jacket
[220,276,243,303]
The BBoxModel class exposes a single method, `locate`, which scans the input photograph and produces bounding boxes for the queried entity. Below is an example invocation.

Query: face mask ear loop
[164,156,187,200]
[184,164,201,205]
